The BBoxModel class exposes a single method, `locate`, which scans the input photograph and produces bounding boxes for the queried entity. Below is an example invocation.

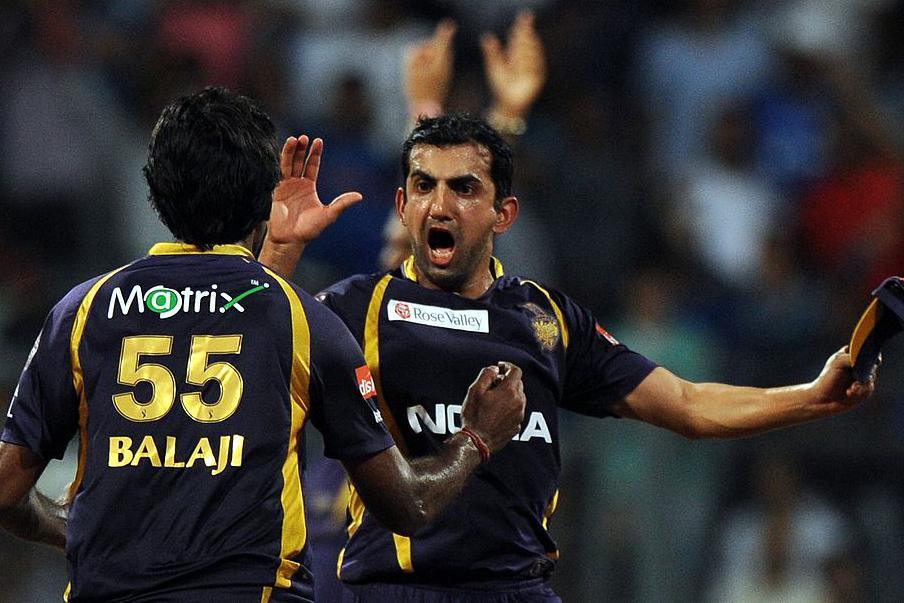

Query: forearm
[346,434,482,536]
[405,432,483,523]
[0,489,67,551]
[620,366,855,440]
[258,239,304,280]
[680,380,832,439]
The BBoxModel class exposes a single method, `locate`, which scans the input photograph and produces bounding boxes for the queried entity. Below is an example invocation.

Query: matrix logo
[108,281,269,320]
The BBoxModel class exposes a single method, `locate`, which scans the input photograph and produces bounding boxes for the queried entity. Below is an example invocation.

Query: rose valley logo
[394,302,411,320]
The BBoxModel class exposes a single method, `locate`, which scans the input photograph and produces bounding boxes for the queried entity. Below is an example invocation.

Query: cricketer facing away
[260,113,877,603]
[0,89,527,603]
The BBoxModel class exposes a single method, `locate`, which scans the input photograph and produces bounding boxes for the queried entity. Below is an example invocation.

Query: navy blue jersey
[317,257,657,587]
[1,243,393,602]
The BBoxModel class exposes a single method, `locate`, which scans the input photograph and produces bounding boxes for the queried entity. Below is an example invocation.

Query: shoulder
[495,275,584,316]
[52,268,127,321]
[316,271,390,304]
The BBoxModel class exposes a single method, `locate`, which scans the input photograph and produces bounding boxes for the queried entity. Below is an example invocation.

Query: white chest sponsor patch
[387,299,489,333]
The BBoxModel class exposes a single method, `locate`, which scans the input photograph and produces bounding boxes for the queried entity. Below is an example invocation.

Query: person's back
[44,244,317,599]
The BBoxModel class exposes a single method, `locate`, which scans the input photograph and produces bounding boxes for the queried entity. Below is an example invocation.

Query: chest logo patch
[522,303,560,351]
[387,299,489,333]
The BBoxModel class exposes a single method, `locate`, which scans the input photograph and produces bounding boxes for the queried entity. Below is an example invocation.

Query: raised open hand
[481,11,546,120]
[267,135,363,247]
[404,19,456,116]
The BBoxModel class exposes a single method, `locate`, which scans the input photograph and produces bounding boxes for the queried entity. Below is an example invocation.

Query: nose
[428,183,455,220]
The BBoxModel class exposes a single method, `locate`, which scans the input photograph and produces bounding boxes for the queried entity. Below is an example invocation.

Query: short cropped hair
[401,114,514,205]
[143,86,279,249]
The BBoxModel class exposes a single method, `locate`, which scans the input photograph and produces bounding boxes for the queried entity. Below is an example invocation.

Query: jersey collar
[399,255,505,282]
[148,242,255,259]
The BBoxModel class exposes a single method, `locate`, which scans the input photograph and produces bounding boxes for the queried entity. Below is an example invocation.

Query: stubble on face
[404,143,499,297]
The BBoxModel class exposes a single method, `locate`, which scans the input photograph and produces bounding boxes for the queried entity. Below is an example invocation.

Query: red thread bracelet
[460,427,491,463]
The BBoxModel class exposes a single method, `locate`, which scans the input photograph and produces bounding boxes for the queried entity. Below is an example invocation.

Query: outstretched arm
[0,442,66,551]
[259,135,363,279]
[612,348,875,439]
[342,363,525,535]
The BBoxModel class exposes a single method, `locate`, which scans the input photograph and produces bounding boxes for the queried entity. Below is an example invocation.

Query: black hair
[143,86,279,249]
[401,114,514,205]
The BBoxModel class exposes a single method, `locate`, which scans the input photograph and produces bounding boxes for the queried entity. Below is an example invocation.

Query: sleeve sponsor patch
[355,365,377,400]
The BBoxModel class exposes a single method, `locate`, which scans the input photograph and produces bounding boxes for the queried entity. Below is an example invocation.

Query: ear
[492,196,519,234]
[395,187,407,224]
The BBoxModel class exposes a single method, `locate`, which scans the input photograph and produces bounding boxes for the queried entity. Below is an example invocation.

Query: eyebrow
[410,170,483,188]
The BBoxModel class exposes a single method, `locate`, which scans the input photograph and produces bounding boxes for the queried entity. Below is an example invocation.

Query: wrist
[408,99,443,120]
[487,107,527,136]
[458,426,491,463]
[258,237,305,279]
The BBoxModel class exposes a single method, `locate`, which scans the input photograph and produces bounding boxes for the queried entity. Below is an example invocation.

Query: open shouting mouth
[427,226,456,268]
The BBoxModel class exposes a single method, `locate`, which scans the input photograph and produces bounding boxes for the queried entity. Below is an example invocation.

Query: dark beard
[411,237,492,294]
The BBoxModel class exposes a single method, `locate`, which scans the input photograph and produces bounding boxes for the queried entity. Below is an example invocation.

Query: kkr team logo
[108,281,269,320]
[522,303,560,351]
[394,302,411,320]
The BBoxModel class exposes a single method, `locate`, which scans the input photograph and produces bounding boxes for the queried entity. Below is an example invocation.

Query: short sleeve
[555,290,657,417]
[2,287,86,460]
[315,274,375,342]
[304,299,394,460]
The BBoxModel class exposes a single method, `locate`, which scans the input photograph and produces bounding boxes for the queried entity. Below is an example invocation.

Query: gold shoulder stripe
[363,274,406,454]
[262,267,311,587]
[148,242,254,258]
[490,256,504,278]
[68,266,130,502]
[401,256,503,282]
[401,256,417,281]
[520,280,569,349]
[393,533,413,572]
[542,489,559,529]
[347,274,414,573]
[336,482,366,579]
[543,489,561,560]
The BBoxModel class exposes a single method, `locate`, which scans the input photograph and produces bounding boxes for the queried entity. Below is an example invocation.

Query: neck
[412,262,496,299]
[240,223,267,256]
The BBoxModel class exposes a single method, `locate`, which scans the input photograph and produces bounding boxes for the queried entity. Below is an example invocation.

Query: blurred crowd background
[3,0,904,601]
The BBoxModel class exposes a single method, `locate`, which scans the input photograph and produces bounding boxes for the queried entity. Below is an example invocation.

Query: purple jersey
[318,256,657,588]
[2,243,393,602]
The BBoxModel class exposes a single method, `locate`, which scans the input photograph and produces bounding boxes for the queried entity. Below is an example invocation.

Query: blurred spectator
[289,72,397,287]
[0,0,124,274]
[794,61,904,293]
[634,0,773,179]
[823,552,870,603]
[671,104,783,288]
[706,454,852,602]
[379,213,410,272]
[287,0,430,157]
[730,233,832,386]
